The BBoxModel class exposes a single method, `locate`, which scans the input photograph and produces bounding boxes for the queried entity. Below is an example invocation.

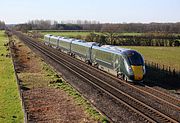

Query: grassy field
[39,30,180,37]
[122,46,180,71]
[40,31,143,37]
[41,31,91,37]
[0,31,24,123]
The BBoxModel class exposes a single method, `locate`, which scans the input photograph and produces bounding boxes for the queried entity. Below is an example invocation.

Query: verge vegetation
[11,35,108,123]
[0,31,24,123]
[45,64,109,123]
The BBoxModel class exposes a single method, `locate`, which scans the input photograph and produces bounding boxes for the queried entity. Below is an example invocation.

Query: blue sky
[0,0,180,24]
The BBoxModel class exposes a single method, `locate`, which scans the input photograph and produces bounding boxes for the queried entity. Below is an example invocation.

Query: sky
[0,0,180,24]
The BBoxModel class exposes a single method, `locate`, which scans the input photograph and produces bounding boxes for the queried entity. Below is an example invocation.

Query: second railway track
[13,31,180,123]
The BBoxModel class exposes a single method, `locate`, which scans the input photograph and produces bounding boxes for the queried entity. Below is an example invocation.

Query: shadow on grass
[144,65,180,91]
[20,86,30,91]
[19,79,30,91]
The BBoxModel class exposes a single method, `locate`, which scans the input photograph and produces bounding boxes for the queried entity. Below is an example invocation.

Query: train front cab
[123,50,145,82]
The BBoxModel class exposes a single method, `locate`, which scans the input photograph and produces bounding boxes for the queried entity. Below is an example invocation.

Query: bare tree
[101,24,120,44]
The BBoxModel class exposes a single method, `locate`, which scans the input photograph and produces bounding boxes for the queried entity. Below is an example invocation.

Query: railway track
[12,31,180,123]
[136,83,180,107]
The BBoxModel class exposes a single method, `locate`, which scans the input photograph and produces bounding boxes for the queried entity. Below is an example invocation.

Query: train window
[125,51,144,66]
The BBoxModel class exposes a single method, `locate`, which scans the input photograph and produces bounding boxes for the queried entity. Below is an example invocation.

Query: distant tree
[85,33,97,42]
[28,20,57,30]
[0,20,5,30]
[13,24,32,33]
[101,24,120,44]
[98,35,107,45]
[172,40,180,46]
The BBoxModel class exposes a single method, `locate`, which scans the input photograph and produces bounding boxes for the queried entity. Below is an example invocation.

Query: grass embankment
[122,46,180,71]
[45,64,108,123]
[14,36,108,122]
[21,61,108,122]
[0,31,24,123]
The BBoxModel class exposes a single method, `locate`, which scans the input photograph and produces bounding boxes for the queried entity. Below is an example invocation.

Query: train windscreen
[125,51,144,66]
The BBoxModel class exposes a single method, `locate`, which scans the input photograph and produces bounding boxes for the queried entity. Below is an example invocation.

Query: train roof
[59,37,76,42]
[50,35,61,40]
[44,34,141,56]
[93,45,134,55]
[44,34,53,38]
[72,40,99,47]
[101,45,130,52]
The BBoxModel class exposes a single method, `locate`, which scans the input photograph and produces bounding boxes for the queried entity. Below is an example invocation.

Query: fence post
[169,66,171,75]
[152,62,154,68]
[166,66,168,73]
[173,68,176,77]
[145,60,179,79]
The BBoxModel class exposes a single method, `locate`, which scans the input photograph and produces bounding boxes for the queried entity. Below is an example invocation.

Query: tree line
[11,19,180,33]
[11,20,180,46]
[0,20,5,30]
[84,33,180,46]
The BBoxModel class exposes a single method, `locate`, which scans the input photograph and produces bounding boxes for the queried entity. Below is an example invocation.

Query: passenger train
[44,34,146,82]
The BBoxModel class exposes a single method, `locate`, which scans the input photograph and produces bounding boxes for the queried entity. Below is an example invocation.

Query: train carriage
[71,41,98,62]
[58,37,74,53]
[91,45,145,82]
[44,34,52,45]
[49,35,60,48]
[91,45,121,76]
[121,49,145,81]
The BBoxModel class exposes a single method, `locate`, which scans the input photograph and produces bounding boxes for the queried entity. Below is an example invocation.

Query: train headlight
[124,61,133,75]
[115,59,118,64]
[128,66,134,75]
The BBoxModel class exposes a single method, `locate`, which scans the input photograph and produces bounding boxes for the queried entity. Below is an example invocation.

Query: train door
[86,47,90,60]
[114,55,120,71]
[116,55,126,79]
[57,37,60,48]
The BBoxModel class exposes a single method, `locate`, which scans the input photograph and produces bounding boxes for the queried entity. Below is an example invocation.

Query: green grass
[41,31,91,38]
[41,31,143,38]
[44,64,108,122]
[0,31,24,123]
[121,46,180,71]
[50,81,108,122]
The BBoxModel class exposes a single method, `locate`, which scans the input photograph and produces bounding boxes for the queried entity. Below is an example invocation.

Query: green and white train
[44,34,146,82]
